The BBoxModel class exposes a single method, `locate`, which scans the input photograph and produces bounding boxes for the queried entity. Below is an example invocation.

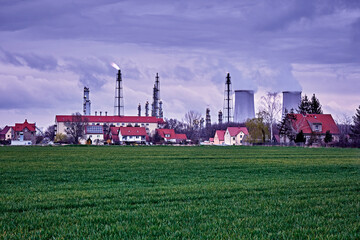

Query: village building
[224,127,249,145]
[118,127,148,144]
[282,114,340,144]
[0,126,14,141]
[213,130,225,145]
[12,119,36,145]
[84,125,104,144]
[156,129,187,144]
[55,115,165,138]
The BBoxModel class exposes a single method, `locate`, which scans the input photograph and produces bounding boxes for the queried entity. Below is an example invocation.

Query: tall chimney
[83,87,91,115]
[145,101,149,117]
[100,111,102,116]
[138,103,141,117]
[218,110,223,124]
[223,73,233,123]
[95,111,97,116]
[105,111,107,116]
[114,69,124,116]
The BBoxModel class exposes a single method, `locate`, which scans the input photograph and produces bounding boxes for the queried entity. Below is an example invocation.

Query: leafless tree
[259,92,281,142]
[65,112,88,144]
[183,110,202,129]
[336,114,352,135]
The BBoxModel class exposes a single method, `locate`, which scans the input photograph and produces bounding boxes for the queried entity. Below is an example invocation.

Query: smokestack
[83,87,91,115]
[95,111,97,116]
[105,111,107,116]
[234,90,255,123]
[282,91,301,115]
[138,103,141,117]
[100,111,102,116]
[114,69,124,116]
[223,73,233,123]
[218,110,223,124]
[145,101,149,117]
[206,108,211,128]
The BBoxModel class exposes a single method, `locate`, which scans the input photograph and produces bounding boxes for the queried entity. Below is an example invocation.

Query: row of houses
[0,119,36,145]
[55,115,187,145]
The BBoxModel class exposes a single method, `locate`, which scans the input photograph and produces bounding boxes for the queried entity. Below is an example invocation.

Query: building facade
[224,127,249,145]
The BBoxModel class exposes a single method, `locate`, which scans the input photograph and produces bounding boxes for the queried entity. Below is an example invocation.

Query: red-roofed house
[156,129,188,143]
[84,125,104,144]
[13,119,36,144]
[214,130,225,145]
[0,126,14,141]
[224,127,249,145]
[55,115,164,137]
[118,127,148,144]
[284,114,340,144]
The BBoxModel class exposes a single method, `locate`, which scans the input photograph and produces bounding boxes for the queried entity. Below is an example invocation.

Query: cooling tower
[282,91,301,115]
[234,90,255,123]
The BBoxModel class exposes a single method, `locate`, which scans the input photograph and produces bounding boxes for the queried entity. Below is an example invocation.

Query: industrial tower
[151,73,161,118]
[218,110,223,124]
[83,87,91,115]
[114,69,124,116]
[145,101,149,116]
[223,73,233,123]
[206,108,211,128]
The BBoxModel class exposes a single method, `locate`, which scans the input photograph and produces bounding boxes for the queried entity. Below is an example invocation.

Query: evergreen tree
[297,94,311,114]
[310,94,323,114]
[324,130,332,143]
[350,105,360,142]
[278,109,297,143]
[295,130,306,143]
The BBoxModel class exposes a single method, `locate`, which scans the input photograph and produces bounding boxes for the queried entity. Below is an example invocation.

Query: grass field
[0,146,359,239]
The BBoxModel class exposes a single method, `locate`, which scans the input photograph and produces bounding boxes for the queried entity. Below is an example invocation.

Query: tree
[278,109,297,144]
[44,125,56,141]
[298,94,323,114]
[295,130,306,144]
[64,112,88,144]
[259,92,281,142]
[310,94,323,114]
[324,130,332,144]
[54,133,68,143]
[350,105,360,144]
[184,110,202,130]
[164,118,185,133]
[298,94,311,114]
[245,117,269,144]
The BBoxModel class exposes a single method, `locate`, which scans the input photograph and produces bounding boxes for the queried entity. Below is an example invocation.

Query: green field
[0,146,359,239]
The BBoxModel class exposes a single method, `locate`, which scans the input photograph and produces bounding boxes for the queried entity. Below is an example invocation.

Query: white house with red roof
[213,130,225,145]
[156,129,187,143]
[12,119,36,145]
[55,115,165,138]
[118,127,148,144]
[84,125,104,144]
[283,113,340,144]
[224,127,249,145]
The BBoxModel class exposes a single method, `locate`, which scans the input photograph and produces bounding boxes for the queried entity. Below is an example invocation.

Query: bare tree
[184,110,202,130]
[65,112,88,144]
[259,92,281,142]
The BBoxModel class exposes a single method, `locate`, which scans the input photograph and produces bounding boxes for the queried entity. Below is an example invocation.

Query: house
[118,127,148,144]
[11,119,36,145]
[213,130,225,145]
[156,129,188,144]
[224,127,249,145]
[84,125,104,144]
[0,126,14,141]
[109,127,120,144]
[55,115,165,138]
[284,114,340,144]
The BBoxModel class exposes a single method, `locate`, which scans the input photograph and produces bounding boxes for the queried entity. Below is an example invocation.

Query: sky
[0,0,360,129]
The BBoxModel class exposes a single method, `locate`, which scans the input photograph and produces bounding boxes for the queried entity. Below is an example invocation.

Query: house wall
[119,134,146,143]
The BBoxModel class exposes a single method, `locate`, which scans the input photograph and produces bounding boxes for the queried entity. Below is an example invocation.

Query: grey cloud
[0,48,58,71]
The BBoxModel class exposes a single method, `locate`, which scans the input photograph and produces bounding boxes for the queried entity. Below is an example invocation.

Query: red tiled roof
[157,129,176,139]
[119,127,147,136]
[209,138,214,142]
[110,127,120,135]
[55,115,165,124]
[175,134,187,140]
[157,129,186,140]
[14,119,35,132]
[215,130,226,141]
[0,126,12,135]
[227,127,249,136]
[291,114,340,134]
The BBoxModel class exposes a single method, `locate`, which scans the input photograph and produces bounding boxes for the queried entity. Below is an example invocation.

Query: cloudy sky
[1,0,360,128]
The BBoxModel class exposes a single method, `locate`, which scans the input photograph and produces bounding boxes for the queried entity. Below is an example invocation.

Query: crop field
[0,146,359,239]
